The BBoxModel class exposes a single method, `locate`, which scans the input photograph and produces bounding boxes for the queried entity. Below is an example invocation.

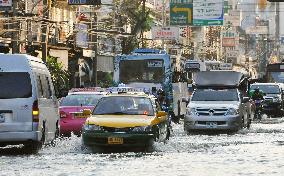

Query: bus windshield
[119,59,164,83]
[268,72,284,83]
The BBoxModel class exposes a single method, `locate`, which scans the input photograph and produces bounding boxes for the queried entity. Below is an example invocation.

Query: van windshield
[0,72,32,99]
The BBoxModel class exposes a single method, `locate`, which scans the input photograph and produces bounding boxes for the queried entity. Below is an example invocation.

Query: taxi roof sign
[69,87,105,93]
[107,87,146,94]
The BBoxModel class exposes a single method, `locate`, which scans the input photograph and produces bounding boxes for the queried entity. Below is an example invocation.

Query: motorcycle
[254,99,263,121]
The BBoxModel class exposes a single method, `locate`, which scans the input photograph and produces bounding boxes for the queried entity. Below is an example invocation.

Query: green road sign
[170,3,193,26]
[193,19,223,26]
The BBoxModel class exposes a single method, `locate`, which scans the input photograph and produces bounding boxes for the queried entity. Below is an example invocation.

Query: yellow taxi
[82,90,170,149]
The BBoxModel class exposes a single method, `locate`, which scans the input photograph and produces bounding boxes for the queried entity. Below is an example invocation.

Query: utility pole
[161,0,165,49]
[92,11,98,86]
[41,0,49,62]
[141,0,146,48]
[12,0,19,53]
[275,1,280,60]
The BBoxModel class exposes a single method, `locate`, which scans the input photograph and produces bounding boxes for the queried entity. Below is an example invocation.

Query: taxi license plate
[108,137,123,144]
[206,122,217,128]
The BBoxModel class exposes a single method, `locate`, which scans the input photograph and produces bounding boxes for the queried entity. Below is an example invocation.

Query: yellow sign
[172,6,192,24]
[258,0,267,11]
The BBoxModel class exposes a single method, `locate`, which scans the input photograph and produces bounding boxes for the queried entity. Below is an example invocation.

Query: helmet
[254,87,260,93]
[157,89,164,95]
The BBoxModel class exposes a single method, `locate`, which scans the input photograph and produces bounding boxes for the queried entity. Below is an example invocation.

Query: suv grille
[196,108,228,116]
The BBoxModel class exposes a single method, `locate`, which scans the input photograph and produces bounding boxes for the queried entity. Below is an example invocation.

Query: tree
[102,0,153,54]
[46,56,70,97]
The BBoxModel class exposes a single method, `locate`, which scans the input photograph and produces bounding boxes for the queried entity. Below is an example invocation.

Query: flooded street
[1,118,284,176]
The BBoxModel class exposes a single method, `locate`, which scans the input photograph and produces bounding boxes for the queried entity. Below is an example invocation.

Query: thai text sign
[151,27,179,40]
[222,38,235,47]
[68,0,101,5]
[0,0,11,7]
[193,0,224,26]
[170,1,193,26]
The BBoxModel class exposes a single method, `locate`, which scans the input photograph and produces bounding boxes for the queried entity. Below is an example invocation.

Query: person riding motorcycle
[251,87,264,120]
[251,87,264,101]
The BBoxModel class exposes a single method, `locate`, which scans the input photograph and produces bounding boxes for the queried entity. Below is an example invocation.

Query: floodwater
[1,118,284,176]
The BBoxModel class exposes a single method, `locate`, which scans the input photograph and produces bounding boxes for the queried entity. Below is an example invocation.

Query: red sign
[222,38,235,47]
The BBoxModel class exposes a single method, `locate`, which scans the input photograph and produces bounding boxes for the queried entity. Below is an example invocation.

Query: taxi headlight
[83,124,101,131]
[132,126,152,132]
[225,108,239,116]
[186,108,197,116]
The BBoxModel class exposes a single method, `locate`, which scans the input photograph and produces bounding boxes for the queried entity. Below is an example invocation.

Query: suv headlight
[186,107,198,116]
[273,97,281,103]
[132,126,152,132]
[83,124,101,131]
[225,108,239,116]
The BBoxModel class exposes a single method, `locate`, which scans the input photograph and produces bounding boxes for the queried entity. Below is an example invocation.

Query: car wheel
[247,117,251,129]
[51,122,60,147]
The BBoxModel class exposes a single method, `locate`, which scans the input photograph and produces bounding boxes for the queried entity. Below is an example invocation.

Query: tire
[247,117,252,129]
[23,141,42,154]
[51,122,60,147]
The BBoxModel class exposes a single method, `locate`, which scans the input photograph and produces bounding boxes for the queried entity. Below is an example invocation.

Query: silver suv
[184,71,252,133]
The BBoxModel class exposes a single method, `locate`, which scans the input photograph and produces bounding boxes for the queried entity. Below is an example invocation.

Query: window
[191,89,239,101]
[36,74,43,98]
[0,72,32,99]
[93,96,155,116]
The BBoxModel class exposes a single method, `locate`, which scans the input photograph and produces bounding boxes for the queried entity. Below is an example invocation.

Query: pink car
[59,91,106,136]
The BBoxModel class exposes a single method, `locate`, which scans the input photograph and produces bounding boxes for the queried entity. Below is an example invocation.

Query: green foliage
[97,72,114,88]
[112,0,154,53]
[46,56,70,97]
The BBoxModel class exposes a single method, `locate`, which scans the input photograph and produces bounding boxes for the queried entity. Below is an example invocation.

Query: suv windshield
[191,89,239,101]
[60,94,104,106]
[250,85,280,94]
[93,96,154,116]
[0,72,32,99]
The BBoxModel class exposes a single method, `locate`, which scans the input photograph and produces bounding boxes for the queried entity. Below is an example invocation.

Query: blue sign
[68,0,101,5]
[281,36,284,45]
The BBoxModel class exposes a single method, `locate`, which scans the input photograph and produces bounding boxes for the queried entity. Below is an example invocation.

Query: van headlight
[187,108,198,116]
[225,108,239,116]
[132,126,152,132]
[83,124,101,131]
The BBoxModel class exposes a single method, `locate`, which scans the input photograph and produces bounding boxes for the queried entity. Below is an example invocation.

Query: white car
[0,54,59,152]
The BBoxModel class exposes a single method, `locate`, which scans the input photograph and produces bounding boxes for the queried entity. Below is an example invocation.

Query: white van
[0,54,59,152]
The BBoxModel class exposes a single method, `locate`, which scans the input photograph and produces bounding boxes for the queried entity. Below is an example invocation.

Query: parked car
[250,83,284,117]
[184,71,252,133]
[59,88,107,136]
[0,54,59,152]
[82,90,170,151]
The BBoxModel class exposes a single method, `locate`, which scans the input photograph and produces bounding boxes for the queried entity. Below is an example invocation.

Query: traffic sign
[68,0,101,5]
[193,0,224,26]
[281,36,284,45]
[170,3,193,26]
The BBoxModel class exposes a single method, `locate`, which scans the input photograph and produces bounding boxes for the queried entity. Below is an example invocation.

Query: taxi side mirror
[157,111,167,117]
[83,109,92,116]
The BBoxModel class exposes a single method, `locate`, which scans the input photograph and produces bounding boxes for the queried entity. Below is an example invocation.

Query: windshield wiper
[95,112,128,115]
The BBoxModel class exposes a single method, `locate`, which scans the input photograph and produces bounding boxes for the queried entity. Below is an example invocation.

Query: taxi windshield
[60,94,104,106]
[93,96,154,116]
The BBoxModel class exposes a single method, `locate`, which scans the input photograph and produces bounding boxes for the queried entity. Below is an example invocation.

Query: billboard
[76,24,88,48]
[151,26,179,40]
[0,0,12,7]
